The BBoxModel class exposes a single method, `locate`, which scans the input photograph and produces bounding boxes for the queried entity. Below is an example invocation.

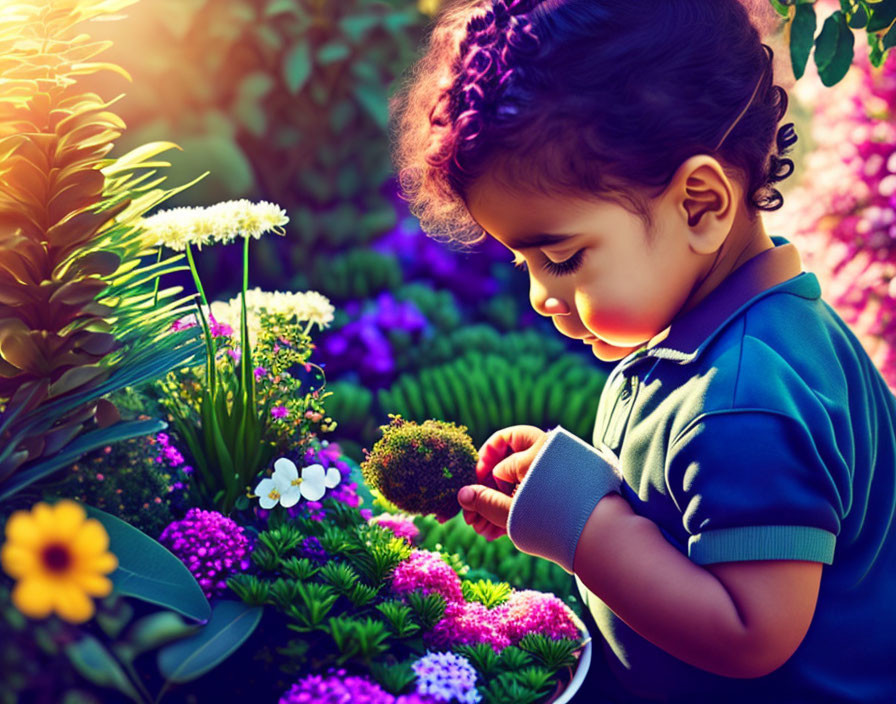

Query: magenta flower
[254,366,267,380]
[278,670,436,704]
[271,405,289,419]
[496,589,580,643]
[370,513,420,543]
[390,550,463,604]
[427,600,510,652]
[159,508,252,599]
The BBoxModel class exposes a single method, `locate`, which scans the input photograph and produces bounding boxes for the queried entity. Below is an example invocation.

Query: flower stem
[184,244,216,390]
[151,247,162,308]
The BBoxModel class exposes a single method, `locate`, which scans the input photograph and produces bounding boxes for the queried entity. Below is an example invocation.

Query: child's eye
[512,254,529,272]
[541,249,585,277]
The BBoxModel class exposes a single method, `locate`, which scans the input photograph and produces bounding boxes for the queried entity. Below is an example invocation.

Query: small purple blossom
[227,348,241,363]
[271,405,290,419]
[254,366,267,380]
[278,671,394,704]
[159,508,252,599]
[297,536,328,565]
[208,314,233,338]
[412,651,480,704]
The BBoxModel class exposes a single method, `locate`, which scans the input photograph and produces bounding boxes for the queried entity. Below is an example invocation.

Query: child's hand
[456,425,549,540]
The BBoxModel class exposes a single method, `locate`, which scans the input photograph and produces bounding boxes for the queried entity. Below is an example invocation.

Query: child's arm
[574,492,823,678]
[459,484,822,678]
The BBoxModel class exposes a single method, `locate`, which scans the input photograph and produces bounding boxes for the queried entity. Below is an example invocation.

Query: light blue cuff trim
[507,426,622,573]
[688,525,837,565]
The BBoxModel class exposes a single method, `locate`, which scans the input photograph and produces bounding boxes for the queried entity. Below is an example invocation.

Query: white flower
[295,291,335,330]
[254,475,291,510]
[143,199,288,251]
[266,458,341,505]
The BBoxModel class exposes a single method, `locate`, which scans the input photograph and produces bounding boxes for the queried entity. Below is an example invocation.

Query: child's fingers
[457,484,512,531]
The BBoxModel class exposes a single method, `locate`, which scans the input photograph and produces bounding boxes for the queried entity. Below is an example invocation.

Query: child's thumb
[457,484,512,527]
[492,454,523,486]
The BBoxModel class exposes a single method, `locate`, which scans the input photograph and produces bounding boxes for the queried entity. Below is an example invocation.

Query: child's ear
[669,155,737,256]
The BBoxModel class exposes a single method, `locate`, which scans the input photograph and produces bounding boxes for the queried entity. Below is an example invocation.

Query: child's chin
[589,337,643,361]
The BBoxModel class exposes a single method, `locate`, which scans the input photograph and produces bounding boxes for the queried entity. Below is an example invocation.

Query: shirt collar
[622,236,819,372]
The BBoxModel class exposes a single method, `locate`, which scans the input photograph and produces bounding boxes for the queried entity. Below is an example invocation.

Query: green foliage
[378,352,607,448]
[779,0,895,78]
[455,642,501,676]
[462,579,513,609]
[405,590,447,631]
[51,433,176,537]
[518,634,579,671]
[326,616,391,664]
[499,646,535,671]
[360,415,479,518]
[257,523,305,558]
[368,658,418,695]
[374,601,420,639]
[226,574,271,607]
[281,556,320,581]
[309,248,403,303]
[343,523,413,584]
[394,284,463,334]
[90,0,427,270]
[285,582,340,632]
[85,506,211,623]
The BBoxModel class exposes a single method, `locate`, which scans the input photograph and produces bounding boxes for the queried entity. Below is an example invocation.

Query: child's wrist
[506,426,623,573]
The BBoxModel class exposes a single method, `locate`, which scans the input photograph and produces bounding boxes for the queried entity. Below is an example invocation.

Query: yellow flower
[1,500,118,624]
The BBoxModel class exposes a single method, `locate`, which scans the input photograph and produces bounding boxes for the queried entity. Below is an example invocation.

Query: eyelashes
[512,249,585,276]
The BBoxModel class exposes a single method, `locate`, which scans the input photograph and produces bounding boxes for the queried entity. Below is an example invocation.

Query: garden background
[1,0,894,701]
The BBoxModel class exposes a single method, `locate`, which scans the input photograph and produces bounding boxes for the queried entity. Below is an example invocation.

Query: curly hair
[388,0,798,249]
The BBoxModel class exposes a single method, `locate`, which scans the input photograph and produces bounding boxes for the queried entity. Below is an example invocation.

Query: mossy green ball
[361,415,478,519]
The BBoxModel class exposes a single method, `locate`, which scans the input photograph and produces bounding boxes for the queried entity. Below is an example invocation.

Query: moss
[360,415,477,519]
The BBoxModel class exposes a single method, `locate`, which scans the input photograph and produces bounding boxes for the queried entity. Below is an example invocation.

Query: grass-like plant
[0,0,203,503]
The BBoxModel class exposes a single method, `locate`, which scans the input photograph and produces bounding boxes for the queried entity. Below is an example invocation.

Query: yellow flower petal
[70,570,113,597]
[1,542,38,579]
[52,580,95,624]
[80,551,118,575]
[11,577,55,619]
[71,518,110,557]
[31,503,56,536]
[51,500,87,540]
[4,511,41,548]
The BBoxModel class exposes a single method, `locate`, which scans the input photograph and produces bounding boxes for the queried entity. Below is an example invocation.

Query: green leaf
[65,635,142,703]
[318,41,351,64]
[848,2,869,28]
[120,611,199,661]
[883,19,896,48]
[769,0,790,18]
[283,41,312,94]
[355,83,389,130]
[814,10,842,71]
[0,419,167,501]
[867,0,896,32]
[84,506,211,622]
[816,12,855,85]
[790,3,817,79]
[157,600,263,683]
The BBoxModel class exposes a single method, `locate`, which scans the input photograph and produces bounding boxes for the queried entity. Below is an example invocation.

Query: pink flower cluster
[370,513,420,543]
[391,550,464,603]
[390,550,580,651]
[159,508,252,598]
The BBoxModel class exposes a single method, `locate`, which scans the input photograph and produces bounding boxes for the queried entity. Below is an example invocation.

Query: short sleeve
[666,409,845,565]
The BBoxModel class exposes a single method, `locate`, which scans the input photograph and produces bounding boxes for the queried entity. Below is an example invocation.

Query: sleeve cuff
[688,525,837,565]
[506,426,623,573]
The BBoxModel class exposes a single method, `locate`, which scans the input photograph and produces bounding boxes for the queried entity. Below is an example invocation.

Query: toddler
[389,1,896,702]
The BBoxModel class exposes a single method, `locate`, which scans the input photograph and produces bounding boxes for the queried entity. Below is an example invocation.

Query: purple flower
[279,671,394,704]
[297,536,328,564]
[208,314,233,338]
[271,405,289,419]
[227,348,241,363]
[391,550,463,604]
[159,508,252,599]
[254,366,267,380]
[412,651,480,704]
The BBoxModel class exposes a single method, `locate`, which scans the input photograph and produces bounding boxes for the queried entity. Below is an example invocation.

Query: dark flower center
[42,543,72,573]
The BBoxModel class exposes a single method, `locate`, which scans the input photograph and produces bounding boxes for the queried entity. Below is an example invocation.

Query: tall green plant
[0,0,202,502]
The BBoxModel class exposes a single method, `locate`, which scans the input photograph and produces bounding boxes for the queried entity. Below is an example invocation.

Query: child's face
[465,170,714,362]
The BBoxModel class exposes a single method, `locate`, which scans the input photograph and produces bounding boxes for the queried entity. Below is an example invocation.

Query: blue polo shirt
[511,236,896,702]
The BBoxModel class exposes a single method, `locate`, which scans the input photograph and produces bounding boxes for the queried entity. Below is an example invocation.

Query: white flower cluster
[210,287,335,345]
[254,458,341,509]
[143,199,288,251]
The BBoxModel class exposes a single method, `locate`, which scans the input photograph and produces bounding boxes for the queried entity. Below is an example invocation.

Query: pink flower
[427,600,510,652]
[370,513,419,543]
[496,590,580,643]
[271,405,289,419]
[390,550,463,603]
